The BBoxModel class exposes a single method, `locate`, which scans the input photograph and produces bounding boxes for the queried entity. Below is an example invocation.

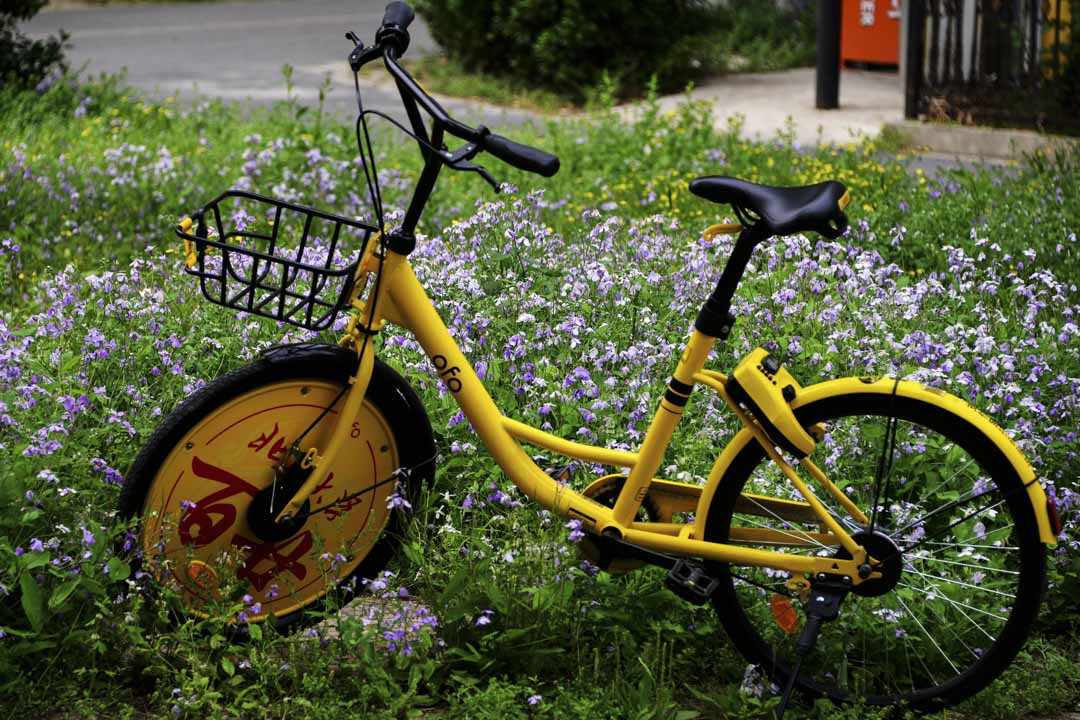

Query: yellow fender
[694,376,1058,546]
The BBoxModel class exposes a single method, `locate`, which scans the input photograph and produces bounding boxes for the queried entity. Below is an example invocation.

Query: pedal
[665,559,720,605]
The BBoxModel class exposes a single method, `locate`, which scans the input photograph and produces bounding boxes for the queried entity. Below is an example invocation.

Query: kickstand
[774,581,849,720]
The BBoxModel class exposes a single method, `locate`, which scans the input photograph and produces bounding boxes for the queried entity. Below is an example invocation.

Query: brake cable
[305,452,437,517]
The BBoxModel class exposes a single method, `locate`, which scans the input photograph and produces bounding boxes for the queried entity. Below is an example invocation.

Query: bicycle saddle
[688,176,849,239]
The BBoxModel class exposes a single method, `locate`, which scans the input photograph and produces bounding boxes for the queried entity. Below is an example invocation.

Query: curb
[884,119,1078,160]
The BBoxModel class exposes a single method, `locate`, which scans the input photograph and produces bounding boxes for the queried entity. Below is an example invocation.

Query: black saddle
[689,176,849,239]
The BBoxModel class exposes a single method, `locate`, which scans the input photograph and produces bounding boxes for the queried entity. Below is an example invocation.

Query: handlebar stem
[383,51,451,127]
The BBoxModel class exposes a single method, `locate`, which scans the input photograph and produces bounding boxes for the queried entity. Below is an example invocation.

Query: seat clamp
[695,296,735,339]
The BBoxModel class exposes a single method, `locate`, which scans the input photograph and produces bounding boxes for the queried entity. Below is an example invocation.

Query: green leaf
[221,657,235,677]
[20,509,42,523]
[402,541,424,567]
[483,583,509,614]
[60,352,79,373]
[247,623,262,641]
[79,577,105,596]
[20,573,45,632]
[8,639,55,657]
[0,626,34,639]
[500,626,535,642]
[106,557,131,581]
[22,552,50,571]
[47,579,80,610]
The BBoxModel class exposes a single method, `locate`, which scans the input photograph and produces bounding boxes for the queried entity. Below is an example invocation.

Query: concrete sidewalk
[641,67,904,147]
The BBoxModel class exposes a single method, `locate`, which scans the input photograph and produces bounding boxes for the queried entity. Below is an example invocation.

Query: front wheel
[702,391,1045,712]
[119,344,436,631]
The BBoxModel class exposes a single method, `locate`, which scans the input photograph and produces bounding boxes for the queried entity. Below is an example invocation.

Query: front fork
[272,242,394,525]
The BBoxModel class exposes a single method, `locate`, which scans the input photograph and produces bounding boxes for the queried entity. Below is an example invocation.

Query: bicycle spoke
[809,487,864,534]
[738,496,833,551]
[895,497,1008,558]
[921,456,979,499]
[901,571,1003,641]
[902,568,1014,598]
[897,581,1002,638]
[948,522,1014,549]
[896,593,959,677]
[895,486,988,536]
[918,540,1019,551]
[902,634,917,696]
[906,554,1019,575]
[731,572,792,596]
[919,590,981,660]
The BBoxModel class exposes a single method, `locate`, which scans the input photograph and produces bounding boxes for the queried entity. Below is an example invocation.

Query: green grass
[0,74,1078,718]
[407,55,574,115]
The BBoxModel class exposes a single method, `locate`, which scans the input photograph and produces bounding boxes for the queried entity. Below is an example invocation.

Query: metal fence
[904,0,1079,134]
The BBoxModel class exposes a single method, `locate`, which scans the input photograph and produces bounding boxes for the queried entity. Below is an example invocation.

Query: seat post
[695,224,767,341]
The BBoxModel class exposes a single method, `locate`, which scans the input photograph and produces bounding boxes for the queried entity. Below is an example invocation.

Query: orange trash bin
[841,0,902,67]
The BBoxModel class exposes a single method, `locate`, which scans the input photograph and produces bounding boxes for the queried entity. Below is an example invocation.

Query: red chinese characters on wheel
[118,345,436,631]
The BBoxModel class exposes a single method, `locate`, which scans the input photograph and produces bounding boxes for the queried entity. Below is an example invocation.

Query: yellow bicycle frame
[274,243,1057,586]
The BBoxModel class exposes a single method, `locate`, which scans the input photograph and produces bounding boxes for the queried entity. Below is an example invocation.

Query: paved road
[25,1,1007,175]
[24,0,541,131]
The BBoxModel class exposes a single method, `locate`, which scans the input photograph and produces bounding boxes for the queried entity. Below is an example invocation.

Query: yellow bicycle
[120,3,1061,715]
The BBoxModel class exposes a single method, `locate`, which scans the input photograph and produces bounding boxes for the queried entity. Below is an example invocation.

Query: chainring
[579,475,663,573]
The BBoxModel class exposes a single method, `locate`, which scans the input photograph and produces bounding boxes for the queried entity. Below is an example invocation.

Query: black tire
[120,343,436,632]
[702,392,1045,712]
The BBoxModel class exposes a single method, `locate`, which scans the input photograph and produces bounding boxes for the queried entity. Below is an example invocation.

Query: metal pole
[904,0,926,118]
[816,0,842,109]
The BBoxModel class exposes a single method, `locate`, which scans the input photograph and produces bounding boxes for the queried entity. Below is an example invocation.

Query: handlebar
[359,2,559,179]
[375,1,414,58]
[381,1,414,29]
[481,131,560,177]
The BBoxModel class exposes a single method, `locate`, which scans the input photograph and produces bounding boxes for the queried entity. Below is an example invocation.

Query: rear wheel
[703,392,1045,711]
[120,344,436,631]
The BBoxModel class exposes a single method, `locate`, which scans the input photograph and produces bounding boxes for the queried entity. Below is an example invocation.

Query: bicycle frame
[272,240,894,584]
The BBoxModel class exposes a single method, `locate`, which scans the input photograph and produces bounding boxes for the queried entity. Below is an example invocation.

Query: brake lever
[347,39,383,72]
[447,159,500,192]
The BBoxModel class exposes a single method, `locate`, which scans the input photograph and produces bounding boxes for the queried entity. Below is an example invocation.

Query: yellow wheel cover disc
[140,379,400,621]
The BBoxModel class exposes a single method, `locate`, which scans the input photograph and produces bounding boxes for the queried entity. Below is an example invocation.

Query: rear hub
[837,530,903,597]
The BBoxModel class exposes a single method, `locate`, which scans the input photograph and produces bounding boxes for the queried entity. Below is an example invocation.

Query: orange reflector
[771,593,800,634]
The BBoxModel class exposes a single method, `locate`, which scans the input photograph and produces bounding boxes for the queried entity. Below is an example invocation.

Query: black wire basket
[176,191,378,331]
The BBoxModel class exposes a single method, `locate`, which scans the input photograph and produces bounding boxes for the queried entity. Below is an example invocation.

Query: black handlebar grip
[483,133,560,177]
[382,1,414,29]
